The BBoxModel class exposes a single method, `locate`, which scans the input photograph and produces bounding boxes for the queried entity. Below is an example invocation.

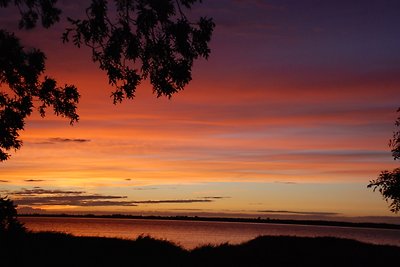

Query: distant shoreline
[18,213,400,230]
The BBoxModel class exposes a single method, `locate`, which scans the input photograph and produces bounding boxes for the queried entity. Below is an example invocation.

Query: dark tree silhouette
[0,30,80,161]
[1,0,79,161]
[0,0,214,161]
[390,108,400,160]
[368,108,400,213]
[0,196,25,235]
[63,0,215,103]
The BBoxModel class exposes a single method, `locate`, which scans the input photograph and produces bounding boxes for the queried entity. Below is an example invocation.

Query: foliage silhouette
[2,232,400,267]
[62,0,215,103]
[390,108,400,160]
[189,235,400,267]
[0,29,80,161]
[368,108,400,213]
[0,0,61,29]
[0,0,214,161]
[0,195,25,236]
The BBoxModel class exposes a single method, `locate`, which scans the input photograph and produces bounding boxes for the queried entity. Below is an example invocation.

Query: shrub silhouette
[2,232,399,267]
[0,196,25,236]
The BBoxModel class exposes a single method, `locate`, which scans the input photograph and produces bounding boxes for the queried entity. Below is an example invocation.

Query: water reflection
[20,217,400,249]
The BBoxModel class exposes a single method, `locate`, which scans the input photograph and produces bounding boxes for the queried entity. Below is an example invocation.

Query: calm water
[20,217,400,249]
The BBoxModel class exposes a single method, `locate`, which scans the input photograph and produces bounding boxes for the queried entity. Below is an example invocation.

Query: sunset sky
[1,0,400,222]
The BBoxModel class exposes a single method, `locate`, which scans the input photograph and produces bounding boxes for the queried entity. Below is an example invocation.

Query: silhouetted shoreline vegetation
[18,213,400,230]
[3,199,399,266]
[2,231,399,267]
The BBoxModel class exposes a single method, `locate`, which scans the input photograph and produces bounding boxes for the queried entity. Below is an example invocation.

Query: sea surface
[20,217,400,249]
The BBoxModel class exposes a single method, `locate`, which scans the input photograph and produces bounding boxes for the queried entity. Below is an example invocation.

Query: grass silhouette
[1,231,399,267]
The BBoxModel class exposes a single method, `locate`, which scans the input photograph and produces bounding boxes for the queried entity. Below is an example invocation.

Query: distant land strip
[17,213,400,230]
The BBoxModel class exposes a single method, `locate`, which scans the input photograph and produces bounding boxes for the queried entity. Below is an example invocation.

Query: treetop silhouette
[390,108,400,160]
[0,0,215,161]
[368,108,400,213]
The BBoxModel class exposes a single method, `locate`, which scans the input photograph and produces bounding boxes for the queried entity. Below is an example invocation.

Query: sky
[1,0,400,223]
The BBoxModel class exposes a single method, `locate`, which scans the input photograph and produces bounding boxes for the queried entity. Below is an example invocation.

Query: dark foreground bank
[1,232,399,267]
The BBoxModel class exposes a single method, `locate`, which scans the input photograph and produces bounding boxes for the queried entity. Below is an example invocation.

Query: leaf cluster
[368,108,400,213]
[62,0,215,103]
[368,168,400,213]
[0,0,214,161]
[0,0,61,29]
[389,107,400,160]
[0,30,79,161]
